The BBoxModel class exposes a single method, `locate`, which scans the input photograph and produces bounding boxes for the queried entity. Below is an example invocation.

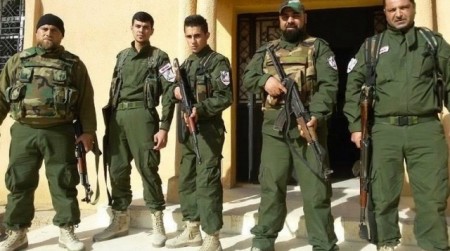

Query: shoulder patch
[159,62,175,82]
[328,56,338,71]
[347,58,357,73]
[220,71,231,86]
[379,45,389,55]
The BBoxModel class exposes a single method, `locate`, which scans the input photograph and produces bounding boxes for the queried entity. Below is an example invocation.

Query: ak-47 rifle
[173,58,202,164]
[266,44,331,180]
[73,119,93,203]
[358,83,373,240]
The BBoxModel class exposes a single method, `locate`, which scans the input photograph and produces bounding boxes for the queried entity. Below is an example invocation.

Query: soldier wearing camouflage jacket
[243,1,338,250]
[0,14,95,251]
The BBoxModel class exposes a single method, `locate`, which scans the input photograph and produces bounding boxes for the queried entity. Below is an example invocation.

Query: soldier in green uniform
[0,14,95,251]
[92,12,175,248]
[165,15,232,251]
[243,1,339,250]
[344,0,450,250]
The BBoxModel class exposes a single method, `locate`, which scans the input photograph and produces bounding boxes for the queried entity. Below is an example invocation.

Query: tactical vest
[184,51,218,103]
[6,48,79,125]
[110,47,162,109]
[263,37,317,108]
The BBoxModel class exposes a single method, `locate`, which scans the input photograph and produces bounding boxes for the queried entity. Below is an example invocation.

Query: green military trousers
[178,119,225,235]
[4,123,80,229]
[371,119,449,250]
[108,106,165,212]
[251,131,337,251]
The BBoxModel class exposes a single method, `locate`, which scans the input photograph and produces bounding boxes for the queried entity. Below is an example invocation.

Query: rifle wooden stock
[173,58,202,164]
[73,119,93,203]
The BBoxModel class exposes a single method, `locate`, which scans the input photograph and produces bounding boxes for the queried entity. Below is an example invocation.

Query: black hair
[132,11,154,27]
[184,14,208,33]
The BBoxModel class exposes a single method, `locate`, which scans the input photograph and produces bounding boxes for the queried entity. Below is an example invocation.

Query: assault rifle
[73,119,93,203]
[173,58,202,164]
[358,83,373,240]
[266,44,330,180]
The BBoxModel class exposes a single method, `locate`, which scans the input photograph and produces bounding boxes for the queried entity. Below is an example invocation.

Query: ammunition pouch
[143,76,160,109]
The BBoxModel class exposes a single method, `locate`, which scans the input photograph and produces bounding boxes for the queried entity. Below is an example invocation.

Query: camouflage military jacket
[0,46,97,133]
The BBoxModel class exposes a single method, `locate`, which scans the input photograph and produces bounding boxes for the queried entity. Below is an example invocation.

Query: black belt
[374,115,438,126]
[116,101,145,110]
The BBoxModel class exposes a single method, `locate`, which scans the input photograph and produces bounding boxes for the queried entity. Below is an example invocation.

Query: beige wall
[1,0,450,207]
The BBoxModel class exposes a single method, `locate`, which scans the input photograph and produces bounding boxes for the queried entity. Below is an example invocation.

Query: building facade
[0,0,449,206]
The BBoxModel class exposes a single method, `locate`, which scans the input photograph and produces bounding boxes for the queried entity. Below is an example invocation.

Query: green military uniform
[344,26,450,250]
[243,35,338,251]
[177,45,232,234]
[107,41,175,212]
[0,46,96,229]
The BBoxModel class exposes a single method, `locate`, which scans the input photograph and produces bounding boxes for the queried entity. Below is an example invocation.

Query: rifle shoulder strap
[364,32,384,88]
[418,27,445,111]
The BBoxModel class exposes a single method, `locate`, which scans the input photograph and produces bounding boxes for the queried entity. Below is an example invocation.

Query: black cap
[36,14,65,36]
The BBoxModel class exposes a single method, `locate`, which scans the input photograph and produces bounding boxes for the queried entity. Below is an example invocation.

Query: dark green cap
[279,0,304,13]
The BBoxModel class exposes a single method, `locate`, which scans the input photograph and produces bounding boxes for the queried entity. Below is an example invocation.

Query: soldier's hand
[184,107,198,130]
[76,133,95,153]
[299,116,318,138]
[153,129,168,150]
[351,132,362,148]
[174,86,182,100]
[264,76,287,97]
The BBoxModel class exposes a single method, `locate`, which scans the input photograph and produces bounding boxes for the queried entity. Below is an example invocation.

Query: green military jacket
[344,26,450,133]
[243,35,338,138]
[182,45,233,120]
[0,46,97,133]
[114,41,175,131]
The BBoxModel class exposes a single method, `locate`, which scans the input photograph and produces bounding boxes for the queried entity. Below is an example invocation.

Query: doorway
[235,6,386,183]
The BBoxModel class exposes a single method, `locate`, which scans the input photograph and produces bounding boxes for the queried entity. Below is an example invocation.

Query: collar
[386,24,417,48]
[35,45,65,56]
[190,45,213,59]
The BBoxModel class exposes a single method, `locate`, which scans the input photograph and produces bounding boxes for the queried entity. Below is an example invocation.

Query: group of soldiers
[0,0,450,251]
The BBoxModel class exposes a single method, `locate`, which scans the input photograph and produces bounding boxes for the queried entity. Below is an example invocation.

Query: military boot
[165,221,202,248]
[92,209,129,242]
[59,225,84,251]
[151,211,167,247]
[199,231,222,251]
[0,228,28,251]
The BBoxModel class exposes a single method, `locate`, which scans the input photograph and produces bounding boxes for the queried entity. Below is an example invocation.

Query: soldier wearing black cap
[0,13,96,251]
[243,0,339,250]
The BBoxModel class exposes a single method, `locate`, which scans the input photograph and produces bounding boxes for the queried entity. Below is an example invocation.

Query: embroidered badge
[220,71,230,85]
[347,58,357,73]
[379,46,389,54]
[328,56,338,71]
[159,63,175,82]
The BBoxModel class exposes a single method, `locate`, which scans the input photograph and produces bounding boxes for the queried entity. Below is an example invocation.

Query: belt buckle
[397,116,409,126]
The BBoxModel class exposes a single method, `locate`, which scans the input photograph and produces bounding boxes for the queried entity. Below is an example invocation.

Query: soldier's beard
[283,28,306,43]
[38,40,57,51]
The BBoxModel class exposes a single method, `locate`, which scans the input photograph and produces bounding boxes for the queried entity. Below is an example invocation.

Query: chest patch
[347,58,357,73]
[379,46,389,55]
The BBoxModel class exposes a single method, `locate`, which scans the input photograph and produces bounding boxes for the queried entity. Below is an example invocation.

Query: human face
[35,25,63,50]
[384,0,415,31]
[279,8,306,42]
[184,26,209,54]
[131,20,153,44]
